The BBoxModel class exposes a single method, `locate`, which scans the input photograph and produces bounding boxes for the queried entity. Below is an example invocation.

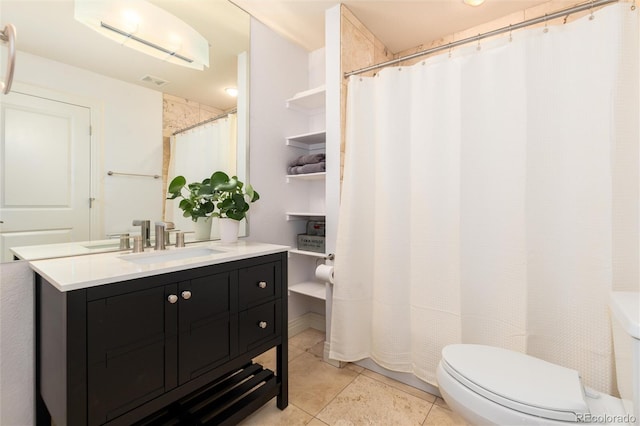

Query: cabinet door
[86,284,178,425]
[178,272,237,385]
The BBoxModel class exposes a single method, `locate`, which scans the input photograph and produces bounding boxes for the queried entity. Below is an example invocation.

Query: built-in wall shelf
[286,212,326,221]
[286,85,326,112]
[289,281,326,300]
[286,172,326,183]
[286,131,326,150]
[289,249,327,258]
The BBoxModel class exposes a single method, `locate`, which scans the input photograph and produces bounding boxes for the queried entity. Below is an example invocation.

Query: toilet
[436,291,639,425]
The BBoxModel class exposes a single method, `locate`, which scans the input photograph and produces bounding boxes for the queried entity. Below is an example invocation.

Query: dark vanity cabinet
[36,252,288,426]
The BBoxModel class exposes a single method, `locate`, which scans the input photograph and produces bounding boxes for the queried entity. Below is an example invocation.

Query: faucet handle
[132,235,144,253]
[154,222,169,250]
[106,233,131,250]
[175,232,185,248]
[132,219,152,247]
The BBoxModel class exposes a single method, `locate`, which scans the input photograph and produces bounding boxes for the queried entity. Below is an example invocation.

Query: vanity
[31,241,289,426]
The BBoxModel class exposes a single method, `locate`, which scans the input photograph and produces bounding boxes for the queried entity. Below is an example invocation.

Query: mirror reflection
[0,0,250,261]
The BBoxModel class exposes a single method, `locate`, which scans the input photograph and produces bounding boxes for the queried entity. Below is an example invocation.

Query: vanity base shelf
[136,362,278,426]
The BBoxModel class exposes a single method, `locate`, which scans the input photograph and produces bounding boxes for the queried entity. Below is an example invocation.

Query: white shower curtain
[166,113,237,237]
[330,4,638,394]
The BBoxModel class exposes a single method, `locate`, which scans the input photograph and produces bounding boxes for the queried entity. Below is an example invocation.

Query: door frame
[8,81,104,240]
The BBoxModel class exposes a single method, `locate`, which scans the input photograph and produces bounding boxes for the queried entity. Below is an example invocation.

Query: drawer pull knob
[258,281,267,289]
[258,321,268,329]
[167,294,178,304]
[181,291,192,300]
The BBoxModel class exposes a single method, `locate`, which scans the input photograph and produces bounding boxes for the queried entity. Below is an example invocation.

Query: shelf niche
[289,281,326,300]
[285,85,326,112]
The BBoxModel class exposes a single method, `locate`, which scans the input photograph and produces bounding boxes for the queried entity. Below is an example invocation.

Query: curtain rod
[107,171,160,179]
[344,0,620,78]
[172,108,238,136]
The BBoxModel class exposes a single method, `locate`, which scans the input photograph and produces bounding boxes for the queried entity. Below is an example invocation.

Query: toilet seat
[441,344,590,422]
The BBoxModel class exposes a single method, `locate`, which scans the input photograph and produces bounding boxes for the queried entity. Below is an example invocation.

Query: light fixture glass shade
[463,0,486,5]
[74,0,209,70]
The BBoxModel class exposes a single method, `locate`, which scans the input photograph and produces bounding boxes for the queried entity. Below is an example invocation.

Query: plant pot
[219,218,240,243]
[193,217,213,240]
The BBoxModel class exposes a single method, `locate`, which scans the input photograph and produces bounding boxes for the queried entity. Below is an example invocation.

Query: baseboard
[354,358,441,397]
[288,312,325,337]
[288,313,345,367]
[323,341,344,368]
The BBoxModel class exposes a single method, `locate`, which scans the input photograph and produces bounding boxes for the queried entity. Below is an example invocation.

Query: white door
[0,91,92,261]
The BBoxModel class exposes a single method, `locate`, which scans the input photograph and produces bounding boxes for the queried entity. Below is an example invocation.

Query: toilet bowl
[436,292,639,425]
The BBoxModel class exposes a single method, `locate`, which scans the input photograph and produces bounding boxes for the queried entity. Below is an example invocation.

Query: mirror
[0,0,250,261]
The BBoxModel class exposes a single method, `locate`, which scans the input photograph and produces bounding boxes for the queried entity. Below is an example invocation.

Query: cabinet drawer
[238,262,281,309]
[239,300,281,352]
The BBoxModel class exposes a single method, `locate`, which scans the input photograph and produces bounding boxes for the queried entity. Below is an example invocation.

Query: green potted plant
[167,175,216,240]
[209,171,259,242]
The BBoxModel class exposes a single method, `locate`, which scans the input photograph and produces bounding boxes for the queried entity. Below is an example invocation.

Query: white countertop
[11,234,203,261]
[29,240,289,292]
[11,239,126,260]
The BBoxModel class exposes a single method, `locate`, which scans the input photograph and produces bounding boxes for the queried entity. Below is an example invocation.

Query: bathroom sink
[83,242,121,250]
[118,247,226,264]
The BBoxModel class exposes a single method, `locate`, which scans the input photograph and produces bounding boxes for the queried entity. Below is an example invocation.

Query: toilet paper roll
[315,264,334,284]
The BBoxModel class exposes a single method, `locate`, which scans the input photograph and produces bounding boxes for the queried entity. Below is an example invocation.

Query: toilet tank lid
[441,344,589,420]
[610,292,640,339]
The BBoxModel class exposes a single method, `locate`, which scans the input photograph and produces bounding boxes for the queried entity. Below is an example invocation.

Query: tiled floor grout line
[421,401,436,425]
[240,330,464,426]
[293,332,438,425]
[285,401,319,422]
[310,368,363,424]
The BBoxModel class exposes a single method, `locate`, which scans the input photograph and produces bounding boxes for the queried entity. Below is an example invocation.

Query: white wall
[0,261,34,425]
[14,51,164,238]
[0,52,163,425]
[247,18,325,320]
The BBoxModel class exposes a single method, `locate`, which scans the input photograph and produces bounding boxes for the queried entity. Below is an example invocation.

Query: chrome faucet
[154,221,172,251]
[107,233,131,249]
[132,220,151,247]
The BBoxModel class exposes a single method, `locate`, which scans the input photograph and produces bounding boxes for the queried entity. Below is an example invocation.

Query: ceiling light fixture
[464,0,486,6]
[225,87,238,97]
[74,0,210,70]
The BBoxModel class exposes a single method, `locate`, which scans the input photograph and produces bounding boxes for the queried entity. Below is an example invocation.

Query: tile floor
[240,328,468,425]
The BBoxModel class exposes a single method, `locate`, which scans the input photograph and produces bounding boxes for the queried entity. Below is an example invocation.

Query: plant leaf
[232,193,247,210]
[198,184,213,195]
[202,202,214,214]
[210,171,229,187]
[215,177,238,192]
[245,184,260,202]
[168,175,186,193]
[227,211,244,221]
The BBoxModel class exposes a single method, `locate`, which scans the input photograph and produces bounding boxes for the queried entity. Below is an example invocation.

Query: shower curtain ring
[589,0,595,20]
[509,24,513,42]
[543,14,549,33]
[476,34,481,51]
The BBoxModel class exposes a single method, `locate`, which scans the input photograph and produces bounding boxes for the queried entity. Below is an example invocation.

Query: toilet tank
[610,291,640,425]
